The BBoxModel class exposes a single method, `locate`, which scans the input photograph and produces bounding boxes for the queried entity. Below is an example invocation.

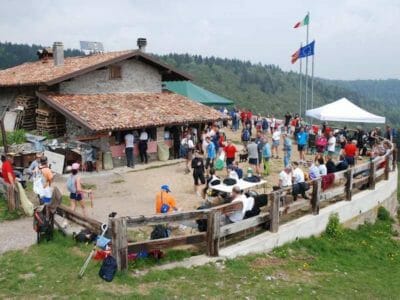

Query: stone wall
[59,59,162,94]
[0,86,37,109]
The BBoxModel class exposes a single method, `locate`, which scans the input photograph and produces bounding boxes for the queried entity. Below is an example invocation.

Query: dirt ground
[52,128,309,223]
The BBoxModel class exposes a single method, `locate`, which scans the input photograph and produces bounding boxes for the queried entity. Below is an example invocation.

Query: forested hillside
[0,42,398,126]
[0,42,82,69]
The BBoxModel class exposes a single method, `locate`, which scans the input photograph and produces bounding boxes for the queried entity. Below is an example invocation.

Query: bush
[377,206,391,221]
[325,213,343,239]
[0,129,26,146]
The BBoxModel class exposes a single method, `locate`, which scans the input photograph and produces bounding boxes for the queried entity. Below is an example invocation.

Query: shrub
[325,213,343,239]
[377,206,391,222]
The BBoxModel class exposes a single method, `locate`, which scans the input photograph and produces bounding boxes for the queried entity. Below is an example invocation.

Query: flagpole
[304,12,309,119]
[311,51,315,109]
[299,43,303,117]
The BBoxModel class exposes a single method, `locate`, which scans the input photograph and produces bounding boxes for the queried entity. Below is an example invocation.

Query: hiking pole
[78,223,108,278]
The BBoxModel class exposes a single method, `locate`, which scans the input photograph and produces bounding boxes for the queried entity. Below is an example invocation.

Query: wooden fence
[107,145,397,271]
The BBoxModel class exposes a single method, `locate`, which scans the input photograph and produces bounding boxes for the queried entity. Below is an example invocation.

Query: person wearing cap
[26,152,42,179]
[1,154,16,187]
[67,163,90,217]
[155,185,178,214]
[39,156,53,204]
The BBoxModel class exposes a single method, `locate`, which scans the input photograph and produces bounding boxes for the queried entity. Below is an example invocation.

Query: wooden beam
[353,163,370,175]
[269,192,280,233]
[320,186,345,202]
[206,209,221,256]
[384,155,390,180]
[345,168,354,201]
[127,233,206,253]
[56,204,103,234]
[111,218,128,271]
[311,178,321,214]
[125,210,211,227]
[352,176,369,190]
[219,212,270,238]
[212,201,243,214]
[392,147,397,170]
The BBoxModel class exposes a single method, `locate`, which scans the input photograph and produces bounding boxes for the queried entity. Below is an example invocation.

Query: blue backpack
[99,255,117,282]
[242,129,250,141]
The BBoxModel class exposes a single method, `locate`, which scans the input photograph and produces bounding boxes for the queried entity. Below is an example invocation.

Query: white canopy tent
[305,98,385,124]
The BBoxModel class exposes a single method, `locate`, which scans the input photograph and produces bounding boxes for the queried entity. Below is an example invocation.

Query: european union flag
[299,40,315,58]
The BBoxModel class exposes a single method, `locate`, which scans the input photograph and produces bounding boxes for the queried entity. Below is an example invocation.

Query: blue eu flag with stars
[299,41,315,58]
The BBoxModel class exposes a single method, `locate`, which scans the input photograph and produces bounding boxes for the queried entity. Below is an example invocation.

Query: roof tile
[37,92,225,132]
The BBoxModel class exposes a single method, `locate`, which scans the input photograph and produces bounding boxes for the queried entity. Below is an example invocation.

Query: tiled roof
[37,92,225,132]
[0,50,190,87]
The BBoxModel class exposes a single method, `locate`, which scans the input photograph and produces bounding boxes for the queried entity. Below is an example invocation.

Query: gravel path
[0,218,36,254]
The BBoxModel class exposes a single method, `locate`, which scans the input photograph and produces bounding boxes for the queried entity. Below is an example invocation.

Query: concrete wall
[59,59,162,94]
[219,170,398,259]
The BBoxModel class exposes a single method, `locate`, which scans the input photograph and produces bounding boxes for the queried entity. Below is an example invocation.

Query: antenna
[79,41,104,54]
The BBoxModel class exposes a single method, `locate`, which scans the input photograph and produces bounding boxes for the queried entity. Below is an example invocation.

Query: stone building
[0,41,224,168]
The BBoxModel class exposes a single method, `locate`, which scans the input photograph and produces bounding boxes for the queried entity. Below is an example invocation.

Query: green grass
[0,195,23,222]
[0,217,399,298]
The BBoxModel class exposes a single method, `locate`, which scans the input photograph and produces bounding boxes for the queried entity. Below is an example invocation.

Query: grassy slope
[0,215,399,298]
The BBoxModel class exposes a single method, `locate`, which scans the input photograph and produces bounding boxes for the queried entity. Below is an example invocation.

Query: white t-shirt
[279,170,292,187]
[328,136,336,152]
[293,167,305,184]
[271,118,276,128]
[318,164,327,176]
[202,140,209,158]
[181,138,194,149]
[272,131,281,141]
[228,195,254,223]
[124,133,134,148]
[139,131,148,141]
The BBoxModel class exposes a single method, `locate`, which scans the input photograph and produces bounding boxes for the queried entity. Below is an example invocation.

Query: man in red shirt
[344,139,357,166]
[1,155,15,186]
[224,139,237,168]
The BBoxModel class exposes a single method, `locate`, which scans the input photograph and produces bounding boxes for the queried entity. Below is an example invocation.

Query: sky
[0,0,399,80]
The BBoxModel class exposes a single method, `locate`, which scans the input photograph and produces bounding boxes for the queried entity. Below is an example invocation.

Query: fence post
[345,168,354,201]
[111,217,128,271]
[368,160,376,190]
[206,209,220,256]
[311,178,321,214]
[392,146,397,170]
[269,191,280,233]
[384,155,390,180]
[6,184,16,211]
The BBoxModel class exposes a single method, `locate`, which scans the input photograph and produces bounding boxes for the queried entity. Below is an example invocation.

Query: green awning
[163,81,234,105]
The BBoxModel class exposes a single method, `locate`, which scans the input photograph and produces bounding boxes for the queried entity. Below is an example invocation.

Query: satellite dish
[79,41,104,54]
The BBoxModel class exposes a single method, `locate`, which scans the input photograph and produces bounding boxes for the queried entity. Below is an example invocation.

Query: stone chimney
[53,42,64,66]
[137,38,147,52]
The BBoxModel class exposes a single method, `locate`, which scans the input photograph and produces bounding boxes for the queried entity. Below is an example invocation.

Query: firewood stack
[36,108,66,137]
[15,95,38,130]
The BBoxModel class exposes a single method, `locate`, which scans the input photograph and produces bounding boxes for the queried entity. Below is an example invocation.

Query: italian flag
[294,13,309,28]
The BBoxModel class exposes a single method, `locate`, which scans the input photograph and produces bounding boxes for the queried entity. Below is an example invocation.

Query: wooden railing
[56,142,397,271]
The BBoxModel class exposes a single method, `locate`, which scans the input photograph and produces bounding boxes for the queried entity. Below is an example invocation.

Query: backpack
[73,229,97,243]
[242,129,250,141]
[99,255,117,282]
[263,144,271,158]
[150,225,169,240]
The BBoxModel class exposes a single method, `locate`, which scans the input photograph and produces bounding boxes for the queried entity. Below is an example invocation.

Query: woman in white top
[317,156,327,176]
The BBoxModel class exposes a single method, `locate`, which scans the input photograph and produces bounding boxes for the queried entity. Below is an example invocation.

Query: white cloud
[0,0,398,79]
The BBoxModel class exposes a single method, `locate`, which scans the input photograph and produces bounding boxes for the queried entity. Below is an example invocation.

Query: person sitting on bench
[225,186,254,223]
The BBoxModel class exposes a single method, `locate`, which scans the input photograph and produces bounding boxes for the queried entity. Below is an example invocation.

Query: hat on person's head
[40,156,48,165]
[35,152,43,158]
[161,184,171,193]
[72,163,80,170]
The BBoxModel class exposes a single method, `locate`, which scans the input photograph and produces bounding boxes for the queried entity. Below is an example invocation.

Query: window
[109,65,122,79]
